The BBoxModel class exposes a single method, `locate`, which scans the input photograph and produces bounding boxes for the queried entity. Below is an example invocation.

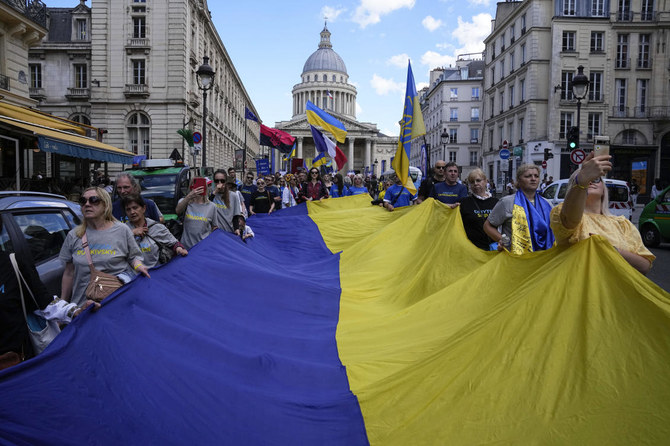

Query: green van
[639,185,670,247]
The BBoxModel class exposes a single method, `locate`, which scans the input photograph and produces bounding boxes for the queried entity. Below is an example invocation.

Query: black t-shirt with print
[459,195,499,250]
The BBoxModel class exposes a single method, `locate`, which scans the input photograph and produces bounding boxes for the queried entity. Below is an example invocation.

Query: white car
[542,178,633,220]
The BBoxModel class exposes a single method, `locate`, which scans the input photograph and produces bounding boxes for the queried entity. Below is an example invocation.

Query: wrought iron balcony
[124,84,149,97]
[637,57,652,69]
[29,87,45,98]
[65,87,90,99]
[0,0,47,28]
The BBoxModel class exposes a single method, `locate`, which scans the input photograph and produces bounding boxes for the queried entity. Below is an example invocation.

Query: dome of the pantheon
[302,25,347,75]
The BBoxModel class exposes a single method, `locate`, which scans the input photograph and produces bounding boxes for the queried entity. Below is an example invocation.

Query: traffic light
[543,148,554,161]
[567,126,579,150]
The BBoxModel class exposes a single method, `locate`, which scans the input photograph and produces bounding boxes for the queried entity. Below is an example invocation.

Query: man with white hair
[111,173,163,224]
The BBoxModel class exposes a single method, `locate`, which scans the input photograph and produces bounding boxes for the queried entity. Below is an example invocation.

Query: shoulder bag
[9,253,61,355]
[82,232,123,302]
[146,224,174,264]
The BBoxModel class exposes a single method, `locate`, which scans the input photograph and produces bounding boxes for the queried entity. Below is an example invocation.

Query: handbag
[9,253,61,355]
[146,224,174,264]
[82,233,123,302]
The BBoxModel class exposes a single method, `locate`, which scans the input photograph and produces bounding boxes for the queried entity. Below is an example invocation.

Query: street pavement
[632,205,669,292]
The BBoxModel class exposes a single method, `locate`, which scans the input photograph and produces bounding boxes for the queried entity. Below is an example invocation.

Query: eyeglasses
[310,171,319,175]
[435,166,446,170]
[79,196,102,206]
[214,178,227,184]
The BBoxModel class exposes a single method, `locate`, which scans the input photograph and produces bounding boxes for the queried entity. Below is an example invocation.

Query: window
[491,67,496,84]
[13,212,70,264]
[322,74,327,82]
[622,129,637,144]
[489,97,495,118]
[560,112,574,139]
[449,128,458,143]
[491,42,496,59]
[561,71,574,100]
[498,125,504,145]
[638,34,651,68]
[332,75,336,82]
[500,34,505,50]
[587,113,601,140]
[510,51,515,72]
[127,112,151,156]
[450,88,458,100]
[615,78,627,114]
[520,79,526,101]
[563,0,576,15]
[508,123,514,145]
[449,151,457,163]
[29,64,41,88]
[520,44,526,64]
[509,86,515,108]
[589,72,603,101]
[488,129,494,149]
[133,17,146,38]
[592,0,606,16]
[471,107,480,121]
[71,114,91,126]
[500,60,505,78]
[518,118,524,142]
[590,32,604,52]
[510,25,515,43]
[562,31,576,51]
[74,64,87,88]
[469,151,478,166]
[637,79,648,114]
[616,34,629,68]
[521,14,526,33]
[618,0,631,20]
[470,128,479,143]
[450,108,458,121]
[76,19,87,40]
[499,91,504,113]
[132,59,146,84]
[471,87,480,100]
[641,0,654,20]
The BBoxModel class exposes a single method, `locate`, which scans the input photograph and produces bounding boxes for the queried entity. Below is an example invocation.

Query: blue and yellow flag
[305,100,347,143]
[312,151,327,168]
[392,61,425,195]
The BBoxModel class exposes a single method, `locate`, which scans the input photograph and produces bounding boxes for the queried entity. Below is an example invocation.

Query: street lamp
[374,158,378,176]
[196,56,215,172]
[440,129,449,163]
[571,65,590,147]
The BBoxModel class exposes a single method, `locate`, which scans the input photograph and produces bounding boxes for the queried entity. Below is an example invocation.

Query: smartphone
[593,136,610,157]
[192,177,207,196]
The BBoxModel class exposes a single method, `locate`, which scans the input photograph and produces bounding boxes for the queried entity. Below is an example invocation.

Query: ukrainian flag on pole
[392,61,425,195]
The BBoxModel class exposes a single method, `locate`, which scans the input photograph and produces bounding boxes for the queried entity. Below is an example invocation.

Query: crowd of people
[1,155,657,371]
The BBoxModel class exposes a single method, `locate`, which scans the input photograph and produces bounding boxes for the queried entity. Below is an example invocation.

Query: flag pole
[243,111,247,176]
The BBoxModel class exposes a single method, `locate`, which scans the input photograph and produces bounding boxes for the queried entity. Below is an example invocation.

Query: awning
[0,102,86,135]
[0,117,134,164]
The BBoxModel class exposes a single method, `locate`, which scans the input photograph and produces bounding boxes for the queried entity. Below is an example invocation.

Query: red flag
[260,124,296,153]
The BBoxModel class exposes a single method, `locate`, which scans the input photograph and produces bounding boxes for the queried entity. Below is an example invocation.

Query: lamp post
[440,129,449,164]
[196,56,215,172]
[571,65,590,147]
[374,158,378,177]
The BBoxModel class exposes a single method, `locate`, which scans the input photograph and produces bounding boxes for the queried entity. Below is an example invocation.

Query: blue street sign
[192,132,202,144]
[256,158,271,175]
[499,149,511,160]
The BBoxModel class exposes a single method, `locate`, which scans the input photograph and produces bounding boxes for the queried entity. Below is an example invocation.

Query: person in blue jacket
[330,173,348,198]
[383,173,414,211]
[430,162,468,208]
[347,174,369,196]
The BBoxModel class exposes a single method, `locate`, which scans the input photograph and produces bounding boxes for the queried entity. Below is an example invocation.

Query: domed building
[276,24,396,175]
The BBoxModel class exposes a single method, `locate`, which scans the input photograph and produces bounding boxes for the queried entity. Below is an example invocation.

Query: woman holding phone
[175,177,217,249]
[550,152,654,274]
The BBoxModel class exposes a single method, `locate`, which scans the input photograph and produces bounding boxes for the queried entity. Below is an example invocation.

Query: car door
[6,208,78,296]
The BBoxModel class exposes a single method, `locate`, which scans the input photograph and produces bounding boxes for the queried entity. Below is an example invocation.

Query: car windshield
[607,184,629,202]
[137,174,178,215]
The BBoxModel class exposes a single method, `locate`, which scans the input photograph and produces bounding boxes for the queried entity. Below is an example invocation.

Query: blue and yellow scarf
[511,190,555,254]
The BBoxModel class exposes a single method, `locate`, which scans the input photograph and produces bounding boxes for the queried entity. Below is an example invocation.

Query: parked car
[542,178,633,220]
[0,191,82,296]
[639,185,670,247]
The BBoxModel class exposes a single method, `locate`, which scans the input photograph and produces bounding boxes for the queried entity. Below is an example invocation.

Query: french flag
[326,90,333,99]
[310,125,347,170]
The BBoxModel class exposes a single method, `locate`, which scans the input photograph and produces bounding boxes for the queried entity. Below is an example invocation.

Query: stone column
[348,138,355,172]
[298,137,303,158]
[365,139,371,173]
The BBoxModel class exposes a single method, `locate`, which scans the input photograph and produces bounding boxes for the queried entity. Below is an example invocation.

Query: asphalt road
[632,206,669,293]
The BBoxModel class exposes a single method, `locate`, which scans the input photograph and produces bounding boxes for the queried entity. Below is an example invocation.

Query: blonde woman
[175,178,217,249]
[459,169,499,250]
[59,188,149,307]
[551,152,654,274]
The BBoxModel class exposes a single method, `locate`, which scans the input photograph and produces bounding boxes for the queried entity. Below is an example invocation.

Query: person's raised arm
[559,153,612,229]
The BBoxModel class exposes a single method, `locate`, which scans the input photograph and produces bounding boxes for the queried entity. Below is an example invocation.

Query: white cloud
[416,82,429,91]
[420,51,455,69]
[422,16,443,32]
[356,101,363,116]
[436,42,453,51]
[352,0,416,28]
[451,13,491,55]
[370,74,404,95]
[468,0,490,6]
[321,6,346,22]
[381,127,398,137]
[387,53,410,68]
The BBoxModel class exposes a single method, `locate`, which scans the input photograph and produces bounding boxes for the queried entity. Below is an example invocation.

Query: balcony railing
[0,74,9,91]
[470,138,479,144]
[29,87,45,98]
[450,117,458,122]
[640,11,655,21]
[126,38,150,48]
[612,106,628,118]
[65,87,90,99]
[637,57,652,69]
[648,106,670,119]
[615,58,630,69]
[124,84,149,97]
[617,10,633,21]
[0,0,47,28]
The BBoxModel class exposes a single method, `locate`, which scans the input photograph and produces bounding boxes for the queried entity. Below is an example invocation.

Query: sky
[47,0,498,137]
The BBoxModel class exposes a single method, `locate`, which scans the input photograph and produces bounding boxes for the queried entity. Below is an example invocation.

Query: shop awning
[0,117,134,164]
[0,102,86,135]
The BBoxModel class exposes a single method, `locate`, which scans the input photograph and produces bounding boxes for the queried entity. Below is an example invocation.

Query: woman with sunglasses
[123,194,188,269]
[210,169,242,233]
[175,178,217,249]
[249,178,275,215]
[551,152,654,274]
[59,188,149,307]
[346,174,369,196]
[302,168,329,201]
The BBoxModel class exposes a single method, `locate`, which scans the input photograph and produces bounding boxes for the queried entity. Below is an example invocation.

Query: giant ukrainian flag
[1,197,670,444]
[392,61,425,195]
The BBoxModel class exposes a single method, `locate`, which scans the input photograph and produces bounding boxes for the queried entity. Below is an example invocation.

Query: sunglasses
[591,177,602,184]
[79,196,102,206]
[435,166,446,169]
[310,171,319,175]
[214,178,227,184]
